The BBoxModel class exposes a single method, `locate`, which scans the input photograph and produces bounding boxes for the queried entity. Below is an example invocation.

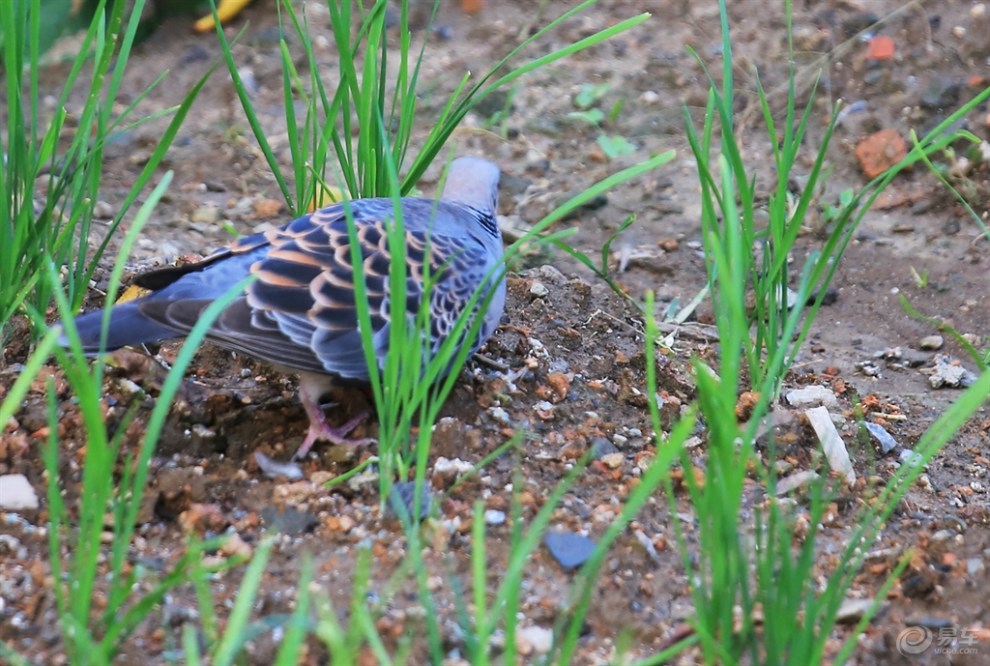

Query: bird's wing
[137,200,499,379]
[247,202,499,378]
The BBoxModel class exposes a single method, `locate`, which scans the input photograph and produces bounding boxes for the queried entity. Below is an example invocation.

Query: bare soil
[2,1,989,664]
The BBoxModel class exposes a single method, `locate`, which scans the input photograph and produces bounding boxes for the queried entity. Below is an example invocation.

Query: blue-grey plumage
[65,156,505,457]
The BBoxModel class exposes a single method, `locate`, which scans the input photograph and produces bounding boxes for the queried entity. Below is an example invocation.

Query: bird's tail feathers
[60,302,177,354]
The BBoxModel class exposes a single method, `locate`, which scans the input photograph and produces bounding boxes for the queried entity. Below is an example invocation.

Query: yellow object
[115,284,151,304]
[193,0,253,33]
[308,184,344,213]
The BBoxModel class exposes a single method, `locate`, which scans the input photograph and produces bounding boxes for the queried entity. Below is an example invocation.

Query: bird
[64,156,506,459]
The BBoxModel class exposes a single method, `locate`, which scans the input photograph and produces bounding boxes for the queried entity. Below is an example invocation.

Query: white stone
[190,204,219,224]
[775,470,820,495]
[900,448,925,468]
[529,282,549,298]
[785,385,838,408]
[433,457,474,476]
[516,625,553,655]
[488,406,510,423]
[600,452,624,469]
[484,509,506,526]
[928,355,977,388]
[0,474,39,510]
[806,407,855,484]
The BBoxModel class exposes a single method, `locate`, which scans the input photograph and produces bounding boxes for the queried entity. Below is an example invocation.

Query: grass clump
[0,174,255,665]
[672,0,990,663]
[0,0,210,337]
[0,1,238,662]
[213,0,652,213]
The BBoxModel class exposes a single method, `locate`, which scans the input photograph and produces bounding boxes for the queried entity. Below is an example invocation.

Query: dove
[65,156,505,458]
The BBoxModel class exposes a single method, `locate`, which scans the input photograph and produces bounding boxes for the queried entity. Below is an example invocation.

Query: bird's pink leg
[293,377,374,459]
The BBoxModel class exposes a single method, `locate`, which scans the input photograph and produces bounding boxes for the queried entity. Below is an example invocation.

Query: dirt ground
[2,0,989,664]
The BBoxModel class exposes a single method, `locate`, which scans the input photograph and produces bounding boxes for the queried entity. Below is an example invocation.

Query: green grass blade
[212,538,275,665]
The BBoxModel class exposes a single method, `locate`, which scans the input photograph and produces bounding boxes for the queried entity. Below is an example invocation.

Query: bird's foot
[292,410,374,460]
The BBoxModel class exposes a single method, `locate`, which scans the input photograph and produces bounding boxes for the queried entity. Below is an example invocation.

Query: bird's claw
[292,410,374,460]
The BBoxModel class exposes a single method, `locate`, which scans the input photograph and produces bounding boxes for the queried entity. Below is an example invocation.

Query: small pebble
[488,406,511,424]
[786,385,838,408]
[961,333,980,346]
[93,200,115,219]
[516,625,553,656]
[433,457,474,477]
[484,509,506,526]
[639,90,661,104]
[253,198,282,217]
[259,505,317,535]
[387,482,433,522]
[928,354,977,388]
[836,598,880,623]
[589,437,618,460]
[191,424,216,440]
[855,129,907,179]
[899,348,931,367]
[900,448,925,468]
[599,452,624,469]
[909,616,954,630]
[776,470,820,495]
[432,457,474,488]
[529,282,549,298]
[544,530,596,571]
[919,335,943,350]
[931,529,956,542]
[236,66,258,94]
[857,360,883,377]
[190,204,219,224]
[117,378,143,395]
[0,474,39,510]
[546,372,570,399]
[863,421,899,454]
[0,534,27,560]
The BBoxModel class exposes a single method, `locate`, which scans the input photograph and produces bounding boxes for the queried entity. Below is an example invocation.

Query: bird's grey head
[440,156,500,217]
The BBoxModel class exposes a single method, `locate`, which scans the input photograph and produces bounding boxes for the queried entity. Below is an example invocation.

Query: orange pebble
[866,35,895,61]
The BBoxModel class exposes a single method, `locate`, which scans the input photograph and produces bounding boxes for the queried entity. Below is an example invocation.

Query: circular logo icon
[897,626,934,656]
